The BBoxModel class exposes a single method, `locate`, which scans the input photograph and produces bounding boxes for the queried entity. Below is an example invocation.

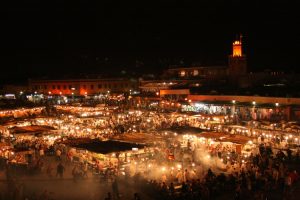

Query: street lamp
[252,101,256,106]
[275,103,279,107]
[232,100,236,104]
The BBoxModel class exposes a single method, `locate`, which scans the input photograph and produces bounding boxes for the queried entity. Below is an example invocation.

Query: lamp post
[33,91,37,103]
[231,100,236,116]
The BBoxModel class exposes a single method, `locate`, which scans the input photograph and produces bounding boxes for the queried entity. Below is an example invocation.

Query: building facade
[228,35,247,77]
[164,65,228,80]
[29,78,138,96]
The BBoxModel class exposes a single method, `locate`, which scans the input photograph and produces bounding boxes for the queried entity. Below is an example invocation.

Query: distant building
[139,35,300,100]
[0,84,28,95]
[162,35,247,81]
[139,37,245,94]
[28,78,138,96]
[228,35,247,77]
[164,65,228,80]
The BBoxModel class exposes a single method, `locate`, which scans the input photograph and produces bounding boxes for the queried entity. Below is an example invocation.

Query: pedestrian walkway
[0,155,153,200]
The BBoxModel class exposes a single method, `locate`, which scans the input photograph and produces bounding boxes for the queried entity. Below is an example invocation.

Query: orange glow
[233,40,242,57]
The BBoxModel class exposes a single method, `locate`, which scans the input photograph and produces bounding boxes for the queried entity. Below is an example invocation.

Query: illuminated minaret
[232,35,242,57]
[228,34,247,76]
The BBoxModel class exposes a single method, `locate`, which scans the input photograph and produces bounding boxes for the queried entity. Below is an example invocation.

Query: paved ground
[0,155,152,200]
[2,155,300,200]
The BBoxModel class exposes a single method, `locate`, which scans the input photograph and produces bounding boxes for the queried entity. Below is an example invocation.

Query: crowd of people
[137,145,300,200]
[1,102,300,200]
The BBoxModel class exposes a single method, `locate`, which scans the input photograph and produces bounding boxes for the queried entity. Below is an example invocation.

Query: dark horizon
[1,0,299,84]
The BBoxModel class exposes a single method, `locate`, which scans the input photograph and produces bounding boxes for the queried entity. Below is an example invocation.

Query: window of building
[57,85,61,89]
[69,85,72,89]
[90,85,94,90]
[44,85,47,89]
[63,85,67,90]
[83,85,86,89]
[98,84,102,89]
[193,70,199,76]
[180,70,186,77]
[52,85,56,89]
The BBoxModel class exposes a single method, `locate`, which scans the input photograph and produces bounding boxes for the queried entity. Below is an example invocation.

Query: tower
[228,35,247,76]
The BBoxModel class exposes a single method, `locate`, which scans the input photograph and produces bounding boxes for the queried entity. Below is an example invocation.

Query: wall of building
[165,66,228,79]
[29,79,138,95]
[1,85,28,94]
[160,89,190,96]
[187,95,300,105]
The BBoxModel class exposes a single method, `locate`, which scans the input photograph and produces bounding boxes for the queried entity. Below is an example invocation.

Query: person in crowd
[112,178,120,200]
[56,162,65,178]
[104,192,111,200]
[56,149,62,161]
[46,164,54,178]
[133,193,141,200]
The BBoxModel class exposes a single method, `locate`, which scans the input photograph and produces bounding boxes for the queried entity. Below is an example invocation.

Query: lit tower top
[232,35,242,57]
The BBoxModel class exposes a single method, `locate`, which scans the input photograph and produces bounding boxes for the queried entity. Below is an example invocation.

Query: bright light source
[275,103,279,107]
[252,101,256,105]
[232,100,236,104]
[195,103,204,108]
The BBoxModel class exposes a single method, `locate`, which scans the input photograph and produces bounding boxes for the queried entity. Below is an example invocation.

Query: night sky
[1,0,299,84]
